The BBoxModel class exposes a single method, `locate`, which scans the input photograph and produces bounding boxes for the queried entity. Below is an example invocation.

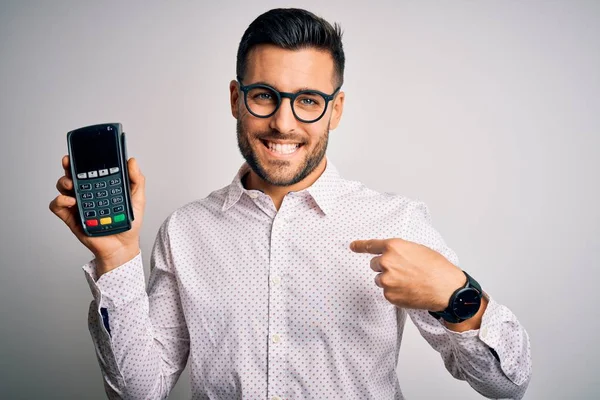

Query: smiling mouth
[260,139,304,156]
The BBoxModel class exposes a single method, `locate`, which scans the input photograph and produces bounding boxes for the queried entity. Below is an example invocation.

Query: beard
[236,119,330,187]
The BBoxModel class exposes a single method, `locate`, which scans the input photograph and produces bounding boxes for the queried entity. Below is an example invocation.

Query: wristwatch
[429,271,483,323]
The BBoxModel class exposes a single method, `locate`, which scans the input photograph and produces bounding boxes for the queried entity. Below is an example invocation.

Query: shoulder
[336,175,424,217]
[158,184,231,235]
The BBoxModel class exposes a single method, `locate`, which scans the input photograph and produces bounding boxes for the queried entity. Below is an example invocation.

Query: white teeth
[266,141,300,155]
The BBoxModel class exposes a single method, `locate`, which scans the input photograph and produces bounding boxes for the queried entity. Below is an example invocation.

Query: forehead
[245,44,336,92]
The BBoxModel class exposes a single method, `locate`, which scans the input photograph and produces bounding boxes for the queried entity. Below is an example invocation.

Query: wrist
[95,246,140,277]
[444,295,488,332]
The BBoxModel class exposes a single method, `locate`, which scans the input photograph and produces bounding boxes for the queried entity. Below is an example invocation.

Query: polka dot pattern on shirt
[83,158,532,399]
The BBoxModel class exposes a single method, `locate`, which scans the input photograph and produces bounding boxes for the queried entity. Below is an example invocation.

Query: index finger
[350,239,388,254]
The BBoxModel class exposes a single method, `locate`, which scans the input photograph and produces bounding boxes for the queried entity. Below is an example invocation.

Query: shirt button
[272,276,281,285]
[272,334,281,343]
[248,192,258,199]
[272,397,282,400]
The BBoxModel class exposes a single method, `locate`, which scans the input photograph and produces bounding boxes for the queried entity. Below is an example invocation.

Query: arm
[83,216,190,399]
[403,201,532,399]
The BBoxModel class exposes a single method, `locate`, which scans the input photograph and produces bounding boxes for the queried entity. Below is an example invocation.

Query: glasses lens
[246,86,279,117]
[293,92,327,122]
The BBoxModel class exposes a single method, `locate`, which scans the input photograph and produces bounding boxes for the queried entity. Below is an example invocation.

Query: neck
[243,157,328,211]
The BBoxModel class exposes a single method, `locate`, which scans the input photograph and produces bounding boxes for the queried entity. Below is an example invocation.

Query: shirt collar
[221,158,342,215]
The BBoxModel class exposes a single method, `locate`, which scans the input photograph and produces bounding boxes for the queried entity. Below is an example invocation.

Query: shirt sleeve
[401,200,532,399]
[82,216,190,399]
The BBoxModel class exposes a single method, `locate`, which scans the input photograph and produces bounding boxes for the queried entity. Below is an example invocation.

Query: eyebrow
[248,80,325,93]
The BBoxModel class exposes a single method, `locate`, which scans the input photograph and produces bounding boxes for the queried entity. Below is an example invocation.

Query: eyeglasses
[236,76,341,123]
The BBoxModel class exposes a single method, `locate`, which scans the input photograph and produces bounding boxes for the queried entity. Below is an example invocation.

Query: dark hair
[236,8,345,88]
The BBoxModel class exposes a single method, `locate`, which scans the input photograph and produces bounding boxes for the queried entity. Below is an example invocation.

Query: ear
[328,91,345,130]
[229,80,240,119]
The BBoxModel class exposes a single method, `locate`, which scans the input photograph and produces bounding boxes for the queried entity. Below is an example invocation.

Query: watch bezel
[451,287,482,320]
[429,271,483,323]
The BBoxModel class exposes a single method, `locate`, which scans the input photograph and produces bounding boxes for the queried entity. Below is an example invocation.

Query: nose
[269,97,298,134]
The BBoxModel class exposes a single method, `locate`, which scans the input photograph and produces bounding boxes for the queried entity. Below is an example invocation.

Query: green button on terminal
[114,213,126,223]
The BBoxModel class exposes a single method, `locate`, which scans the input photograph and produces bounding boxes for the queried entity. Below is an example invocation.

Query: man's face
[230,45,344,187]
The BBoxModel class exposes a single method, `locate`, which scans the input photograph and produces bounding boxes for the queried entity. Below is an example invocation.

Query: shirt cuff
[82,251,146,309]
[440,296,529,386]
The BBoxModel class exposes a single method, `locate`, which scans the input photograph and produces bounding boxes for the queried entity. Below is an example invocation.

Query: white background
[0,1,598,398]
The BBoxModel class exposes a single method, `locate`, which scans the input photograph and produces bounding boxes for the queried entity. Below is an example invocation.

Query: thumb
[127,157,145,190]
[127,158,146,214]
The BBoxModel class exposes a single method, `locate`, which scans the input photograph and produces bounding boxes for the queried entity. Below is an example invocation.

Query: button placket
[267,212,289,399]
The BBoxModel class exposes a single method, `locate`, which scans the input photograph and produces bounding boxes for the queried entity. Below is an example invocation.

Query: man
[50,8,532,400]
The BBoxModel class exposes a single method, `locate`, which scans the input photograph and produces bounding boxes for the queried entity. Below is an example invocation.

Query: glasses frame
[236,76,342,123]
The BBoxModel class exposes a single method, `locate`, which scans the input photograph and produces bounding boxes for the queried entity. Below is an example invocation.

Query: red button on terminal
[85,219,99,227]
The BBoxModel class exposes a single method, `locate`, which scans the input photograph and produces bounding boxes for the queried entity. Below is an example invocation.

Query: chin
[260,166,302,186]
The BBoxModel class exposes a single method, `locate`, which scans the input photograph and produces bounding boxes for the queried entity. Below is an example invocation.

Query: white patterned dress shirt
[83,158,532,399]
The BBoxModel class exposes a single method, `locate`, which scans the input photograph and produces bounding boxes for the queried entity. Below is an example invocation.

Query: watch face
[452,288,481,320]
